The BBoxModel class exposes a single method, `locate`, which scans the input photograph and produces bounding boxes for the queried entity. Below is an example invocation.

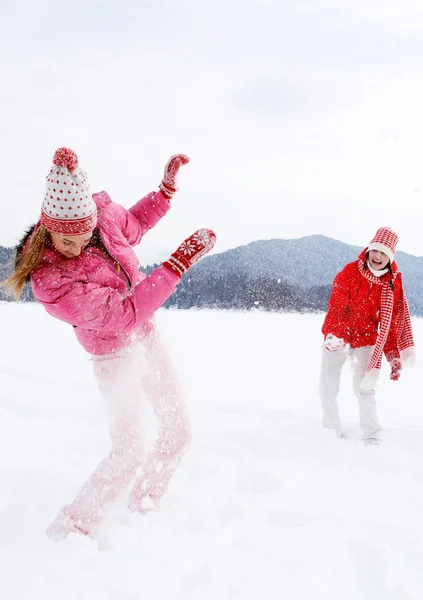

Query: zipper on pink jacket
[86,248,132,289]
[109,250,151,336]
[87,247,152,337]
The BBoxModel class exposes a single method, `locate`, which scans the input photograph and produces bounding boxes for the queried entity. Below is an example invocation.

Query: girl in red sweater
[319,227,415,445]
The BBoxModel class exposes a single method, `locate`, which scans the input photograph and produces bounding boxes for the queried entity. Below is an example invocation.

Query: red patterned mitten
[324,334,345,352]
[386,350,402,381]
[389,357,402,381]
[163,229,216,277]
[159,154,190,199]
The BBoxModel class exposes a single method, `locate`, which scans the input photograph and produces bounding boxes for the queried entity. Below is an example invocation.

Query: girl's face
[368,249,390,271]
[50,231,93,258]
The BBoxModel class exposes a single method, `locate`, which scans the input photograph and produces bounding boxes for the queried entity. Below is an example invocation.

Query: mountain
[1,234,423,315]
[170,235,423,315]
[0,246,14,300]
[0,246,34,302]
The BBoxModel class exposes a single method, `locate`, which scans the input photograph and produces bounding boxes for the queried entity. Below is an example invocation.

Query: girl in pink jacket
[2,147,216,541]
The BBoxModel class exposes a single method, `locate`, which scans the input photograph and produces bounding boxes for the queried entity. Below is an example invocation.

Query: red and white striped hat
[367,227,398,264]
[40,147,97,235]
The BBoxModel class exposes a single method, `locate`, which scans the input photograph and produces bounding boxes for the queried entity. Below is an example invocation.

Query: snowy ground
[1,303,423,600]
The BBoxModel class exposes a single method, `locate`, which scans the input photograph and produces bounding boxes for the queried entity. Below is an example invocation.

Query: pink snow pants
[47,329,191,539]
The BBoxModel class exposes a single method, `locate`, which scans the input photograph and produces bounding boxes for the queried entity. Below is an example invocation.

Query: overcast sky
[2,0,423,262]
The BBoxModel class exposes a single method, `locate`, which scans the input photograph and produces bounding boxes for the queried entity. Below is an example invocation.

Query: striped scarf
[357,259,415,389]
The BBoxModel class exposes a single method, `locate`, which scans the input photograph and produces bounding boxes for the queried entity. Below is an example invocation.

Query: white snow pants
[319,345,382,443]
[48,329,191,537]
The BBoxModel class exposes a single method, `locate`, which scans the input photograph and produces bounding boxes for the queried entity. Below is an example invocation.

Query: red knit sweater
[322,256,403,357]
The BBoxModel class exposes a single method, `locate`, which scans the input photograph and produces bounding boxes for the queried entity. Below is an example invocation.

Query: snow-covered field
[1,303,423,600]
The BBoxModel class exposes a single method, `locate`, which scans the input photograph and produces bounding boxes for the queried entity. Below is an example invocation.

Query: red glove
[386,351,402,381]
[323,334,346,352]
[159,154,190,199]
[389,357,402,381]
[163,229,216,278]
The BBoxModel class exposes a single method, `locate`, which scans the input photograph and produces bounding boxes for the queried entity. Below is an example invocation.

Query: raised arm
[96,154,190,247]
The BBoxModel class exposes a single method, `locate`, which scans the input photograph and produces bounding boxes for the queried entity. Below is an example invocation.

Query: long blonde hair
[1,225,49,300]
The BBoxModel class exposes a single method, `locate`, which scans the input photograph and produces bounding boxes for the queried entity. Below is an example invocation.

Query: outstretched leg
[128,330,191,512]
[46,343,146,541]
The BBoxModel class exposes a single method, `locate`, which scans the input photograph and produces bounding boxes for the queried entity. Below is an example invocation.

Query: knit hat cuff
[367,242,394,264]
[40,211,97,235]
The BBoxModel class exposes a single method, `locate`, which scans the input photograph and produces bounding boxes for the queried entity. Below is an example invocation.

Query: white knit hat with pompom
[40,147,97,235]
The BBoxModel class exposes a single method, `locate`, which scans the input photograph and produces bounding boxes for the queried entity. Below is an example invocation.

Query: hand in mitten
[389,356,402,381]
[159,154,190,199]
[324,334,345,352]
[163,229,216,278]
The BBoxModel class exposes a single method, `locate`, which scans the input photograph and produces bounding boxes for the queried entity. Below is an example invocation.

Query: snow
[1,303,423,599]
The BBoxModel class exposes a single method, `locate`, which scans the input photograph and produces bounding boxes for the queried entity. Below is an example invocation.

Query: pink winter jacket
[31,190,179,355]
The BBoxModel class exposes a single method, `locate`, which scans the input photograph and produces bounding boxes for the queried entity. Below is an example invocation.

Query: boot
[45,507,92,542]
